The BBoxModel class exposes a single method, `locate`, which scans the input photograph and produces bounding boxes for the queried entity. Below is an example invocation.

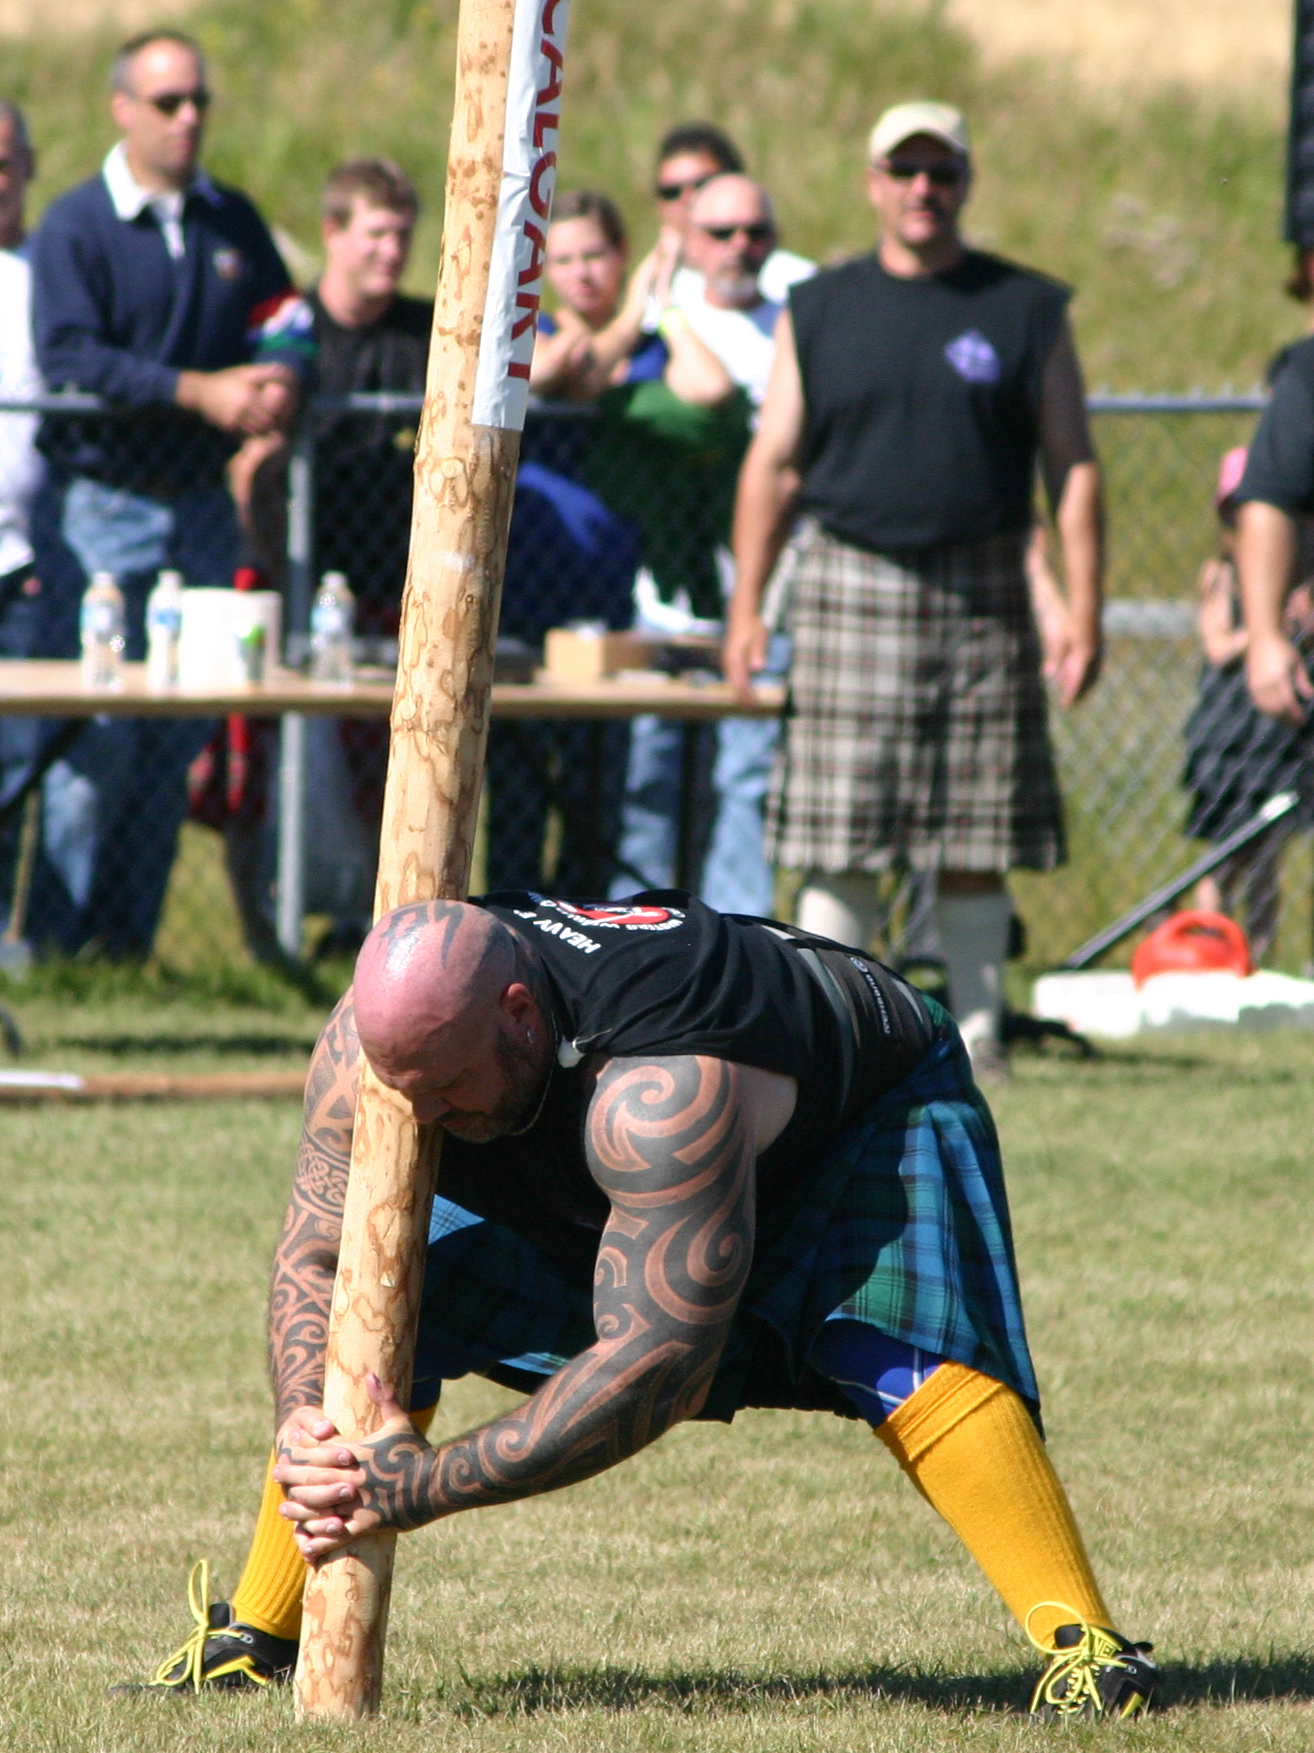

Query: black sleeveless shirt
[789,249,1070,552]
[433,892,932,1276]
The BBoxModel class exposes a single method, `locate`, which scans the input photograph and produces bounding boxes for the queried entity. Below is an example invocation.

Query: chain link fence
[0,399,256,964]
[6,392,1311,979]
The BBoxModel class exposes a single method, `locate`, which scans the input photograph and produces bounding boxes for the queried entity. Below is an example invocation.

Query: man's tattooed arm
[282,1054,756,1543]
[268,992,359,1429]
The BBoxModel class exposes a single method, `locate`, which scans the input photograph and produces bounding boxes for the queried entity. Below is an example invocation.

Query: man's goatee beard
[710,270,760,306]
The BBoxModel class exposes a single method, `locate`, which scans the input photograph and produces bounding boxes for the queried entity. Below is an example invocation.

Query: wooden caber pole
[294,0,570,1719]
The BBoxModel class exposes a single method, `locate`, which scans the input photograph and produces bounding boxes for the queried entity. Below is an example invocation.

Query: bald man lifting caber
[127,889,1159,1720]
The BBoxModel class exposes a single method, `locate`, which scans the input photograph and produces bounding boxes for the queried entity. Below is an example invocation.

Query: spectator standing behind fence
[0,100,44,943]
[27,30,311,958]
[236,157,431,960]
[726,102,1103,1079]
[488,191,738,895]
[1184,447,1313,964]
[488,189,661,893]
[611,172,801,914]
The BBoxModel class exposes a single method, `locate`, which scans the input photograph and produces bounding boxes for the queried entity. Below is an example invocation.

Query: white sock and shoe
[933,890,1012,1080]
[796,871,884,952]
[797,875,1012,1081]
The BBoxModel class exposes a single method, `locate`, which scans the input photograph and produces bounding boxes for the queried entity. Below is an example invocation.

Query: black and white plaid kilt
[767,521,1065,874]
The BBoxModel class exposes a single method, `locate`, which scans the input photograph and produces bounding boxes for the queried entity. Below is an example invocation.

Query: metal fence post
[286,423,316,665]
[277,423,316,958]
[276,711,307,958]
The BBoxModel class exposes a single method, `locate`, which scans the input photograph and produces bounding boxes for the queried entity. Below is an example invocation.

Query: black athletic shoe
[120,1560,298,1694]
[1028,1608,1161,1720]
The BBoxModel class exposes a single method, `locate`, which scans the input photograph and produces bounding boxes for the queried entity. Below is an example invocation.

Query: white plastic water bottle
[145,568,184,689]
[80,570,125,690]
[310,570,355,684]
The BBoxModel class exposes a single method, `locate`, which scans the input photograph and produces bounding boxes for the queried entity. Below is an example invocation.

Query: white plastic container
[80,570,124,690]
[145,568,184,689]
[177,588,283,689]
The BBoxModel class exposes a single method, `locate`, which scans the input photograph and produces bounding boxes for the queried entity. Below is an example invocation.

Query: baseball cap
[1214,445,1248,510]
[868,101,971,165]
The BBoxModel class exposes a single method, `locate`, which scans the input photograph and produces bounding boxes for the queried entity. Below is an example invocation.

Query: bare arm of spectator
[529,317,596,398]
[1196,556,1248,668]
[176,363,297,435]
[659,310,735,408]
[1238,500,1310,723]
[724,308,804,702]
[584,231,681,381]
[1025,522,1074,683]
[1037,319,1103,708]
[228,430,287,527]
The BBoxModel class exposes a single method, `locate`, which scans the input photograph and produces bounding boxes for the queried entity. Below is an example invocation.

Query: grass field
[1,999,1311,1751]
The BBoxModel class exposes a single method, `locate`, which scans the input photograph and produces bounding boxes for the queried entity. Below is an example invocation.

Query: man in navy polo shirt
[29,29,310,957]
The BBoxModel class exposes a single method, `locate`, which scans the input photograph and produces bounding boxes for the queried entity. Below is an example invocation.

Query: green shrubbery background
[2,0,1299,389]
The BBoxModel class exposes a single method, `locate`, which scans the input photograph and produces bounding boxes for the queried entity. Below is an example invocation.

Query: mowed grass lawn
[0,1002,1311,1751]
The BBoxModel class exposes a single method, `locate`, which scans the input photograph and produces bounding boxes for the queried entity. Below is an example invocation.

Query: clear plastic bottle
[145,568,184,690]
[80,570,125,690]
[310,570,355,684]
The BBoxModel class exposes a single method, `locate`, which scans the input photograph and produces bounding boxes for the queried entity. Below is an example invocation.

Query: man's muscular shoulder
[583,1052,796,1177]
[583,1054,730,1175]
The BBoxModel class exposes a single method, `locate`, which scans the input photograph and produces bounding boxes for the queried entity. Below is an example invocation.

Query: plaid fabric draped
[767,520,1065,874]
[411,1008,1040,1421]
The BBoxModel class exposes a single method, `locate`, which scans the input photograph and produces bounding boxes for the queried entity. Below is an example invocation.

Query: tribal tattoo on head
[338,1055,756,1535]
[269,993,359,1428]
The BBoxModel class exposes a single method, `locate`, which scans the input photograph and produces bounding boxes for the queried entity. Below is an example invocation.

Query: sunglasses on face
[654,171,714,202]
[697,222,773,244]
[882,158,963,187]
[143,88,211,116]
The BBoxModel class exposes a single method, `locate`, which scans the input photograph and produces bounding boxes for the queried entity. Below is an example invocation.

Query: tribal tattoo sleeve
[346,1054,756,1531]
[268,992,359,1427]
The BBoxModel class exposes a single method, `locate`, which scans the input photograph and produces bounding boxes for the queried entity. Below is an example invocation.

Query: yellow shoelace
[1025,1600,1137,1718]
[149,1559,222,1691]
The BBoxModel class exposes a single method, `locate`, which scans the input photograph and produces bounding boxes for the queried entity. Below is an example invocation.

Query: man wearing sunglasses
[28,30,311,958]
[611,172,801,919]
[727,101,1103,1081]
[653,121,813,311]
[681,176,784,411]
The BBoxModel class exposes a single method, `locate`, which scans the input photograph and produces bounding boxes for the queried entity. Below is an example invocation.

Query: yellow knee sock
[231,1402,438,1640]
[874,1362,1111,1649]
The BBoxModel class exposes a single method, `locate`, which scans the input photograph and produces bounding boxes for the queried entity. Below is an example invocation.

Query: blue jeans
[611,634,790,914]
[0,563,44,935]
[31,478,237,956]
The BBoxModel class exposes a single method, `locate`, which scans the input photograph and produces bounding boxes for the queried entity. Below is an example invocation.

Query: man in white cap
[726,101,1103,1079]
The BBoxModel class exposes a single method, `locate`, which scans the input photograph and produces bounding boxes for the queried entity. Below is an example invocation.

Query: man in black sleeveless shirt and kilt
[726,102,1104,1079]
[130,896,1158,1720]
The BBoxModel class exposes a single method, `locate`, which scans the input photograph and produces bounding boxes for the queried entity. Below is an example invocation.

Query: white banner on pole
[472,0,570,431]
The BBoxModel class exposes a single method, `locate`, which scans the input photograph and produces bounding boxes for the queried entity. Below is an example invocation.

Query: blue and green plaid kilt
[411,1012,1039,1420]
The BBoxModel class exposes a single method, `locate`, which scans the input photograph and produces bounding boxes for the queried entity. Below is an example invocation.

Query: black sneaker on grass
[117,1560,298,1694]
[1028,1607,1161,1720]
